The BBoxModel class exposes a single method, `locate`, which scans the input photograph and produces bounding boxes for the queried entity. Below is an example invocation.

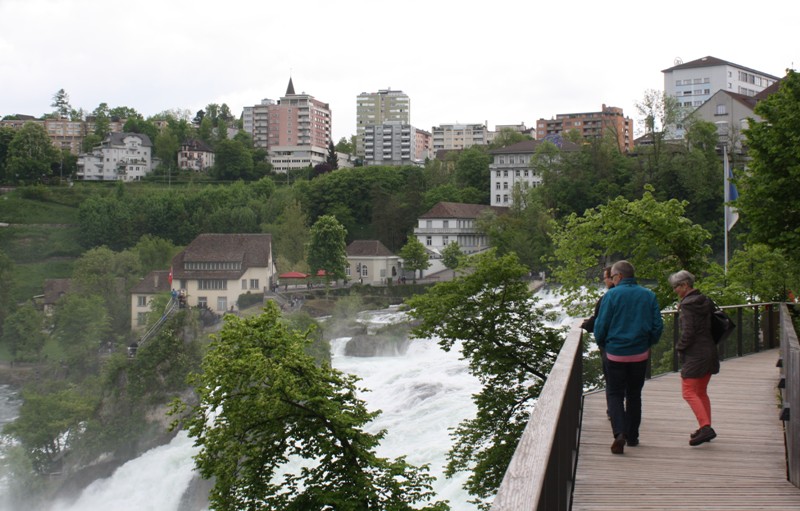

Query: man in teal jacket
[594,260,663,454]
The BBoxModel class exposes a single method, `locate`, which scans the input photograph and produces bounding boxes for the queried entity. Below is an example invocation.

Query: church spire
[286,77,295,95]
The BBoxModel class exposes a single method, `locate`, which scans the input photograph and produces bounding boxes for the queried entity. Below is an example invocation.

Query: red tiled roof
[172,233,272,280]
[420,202,507,220]
[131,270,172,294]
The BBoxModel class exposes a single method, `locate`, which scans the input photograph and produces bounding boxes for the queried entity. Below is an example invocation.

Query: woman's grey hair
[668,270,695,288]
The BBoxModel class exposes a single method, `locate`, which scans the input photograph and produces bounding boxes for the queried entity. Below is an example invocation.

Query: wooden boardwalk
[572,349,800,510]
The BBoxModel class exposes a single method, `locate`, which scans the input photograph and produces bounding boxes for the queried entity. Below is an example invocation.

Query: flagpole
[723,143,729,273]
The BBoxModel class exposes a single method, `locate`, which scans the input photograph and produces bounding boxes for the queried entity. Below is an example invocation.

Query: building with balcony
[76,132,155,181]
[363,122,427,166]
[178,138,215,172]
[663,56,779,138]
[265,78,332,173]
[356,89,410,157]
[536,105,633,153]
[242,98,276,151]
[431,123,489,152]
[489,138,581,207]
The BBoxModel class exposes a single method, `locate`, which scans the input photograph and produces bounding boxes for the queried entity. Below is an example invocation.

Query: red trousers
[682,373,712,428]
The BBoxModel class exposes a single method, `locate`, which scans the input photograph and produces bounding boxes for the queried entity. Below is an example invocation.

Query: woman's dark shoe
[626,438,639,447]
[611,433,625,454]
[689,426,716,446]
[690,428,702,439]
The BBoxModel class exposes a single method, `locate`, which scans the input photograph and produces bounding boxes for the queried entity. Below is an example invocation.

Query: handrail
[779,303,799,488]
[491,323,583,511]
[134,297,179,353]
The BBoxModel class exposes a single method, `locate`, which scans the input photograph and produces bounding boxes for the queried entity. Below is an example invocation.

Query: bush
[237,292,264,309]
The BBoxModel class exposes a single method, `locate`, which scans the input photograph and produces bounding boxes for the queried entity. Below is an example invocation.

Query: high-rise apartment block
[535,105,633,153]
[363,122,432,166]
[356,89,410,157]
[242,78,332,173]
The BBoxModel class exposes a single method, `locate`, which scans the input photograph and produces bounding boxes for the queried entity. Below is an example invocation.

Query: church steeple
[286,77,295,95]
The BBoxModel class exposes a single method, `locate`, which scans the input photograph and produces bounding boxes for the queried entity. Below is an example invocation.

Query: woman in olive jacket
[669,270,719,446]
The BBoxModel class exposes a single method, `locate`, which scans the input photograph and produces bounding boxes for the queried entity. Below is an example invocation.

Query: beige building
[170,233,276,314]
[536,105,633,153]
[356,89,410,157]
[76,132,155,181]
[178,139,215,171]
[431,123,489,152]
[346,240,401,285]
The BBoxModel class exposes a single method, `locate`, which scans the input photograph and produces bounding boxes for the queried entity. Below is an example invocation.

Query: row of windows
[496,181,531,190]
[681,89,711,96]
[185,261,242,270]
[198,279,227,290]
[675,77,710,86]
[495,155,531,165]
[495,169,533,178]
[738,71,769,87]
[241,279,260,290]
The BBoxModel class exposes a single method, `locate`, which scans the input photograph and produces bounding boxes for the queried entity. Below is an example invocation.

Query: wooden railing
[779,303,799,488]
[490,323,584,511]
[491,302,795,510]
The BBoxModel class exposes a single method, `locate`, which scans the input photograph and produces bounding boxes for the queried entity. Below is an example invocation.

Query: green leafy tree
[334,136,354,155]
[51,88,72,118]
[91,103,111,138]
[109,106,140,119]
[398,236,430,283]
[123,117,159,142]
[549,187,712,313]
[197,116,214,145]
[213,139,254,181]
[0,126,17,181]
[0,250,13,333]
[441,241,462,278]
[53,294,112,377]
[4,386,96,475]
[154,126,180,169]
[132,234,179,274]
[405,250,564,506]
[6,122,59,184]
[736,69,800,258]
[487,128,530,149]
[174,303,448,511]
[2,304,45,362]
[718,243,796,303]
[266,200,309,267]
[454,146,491,203]
[307,214,348,284]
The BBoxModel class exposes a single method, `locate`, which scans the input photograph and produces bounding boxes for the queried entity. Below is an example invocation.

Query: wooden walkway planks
[572,349,800,510]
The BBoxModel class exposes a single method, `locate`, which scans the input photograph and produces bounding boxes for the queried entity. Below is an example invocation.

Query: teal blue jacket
[594,277,663,356]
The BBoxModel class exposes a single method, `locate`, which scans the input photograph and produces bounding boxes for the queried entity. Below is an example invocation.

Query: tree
[154,126,180,168]
[0,126,15,181]
[6,122,59,184]
[213,139,254,181]
[326,140,339,169]
[549,187,712,313]
[398,236,430,283]
[2,304,45,362]
[0,250,13,333]
[441,241,462,278]
[174,303,448,511]
[53,294,111,377]
[51,88,71,119]
[307,214,348,284]
[487,128,530,149]
[454,146,491,202]
[132,234,179,274]
[266,200,309,267]
[736,69,800,259]
[91,103,111,138]
[334,136,354,155]
[405,250,564,506]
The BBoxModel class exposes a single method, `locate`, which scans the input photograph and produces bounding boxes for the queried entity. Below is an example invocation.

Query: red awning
[279,271,309,279]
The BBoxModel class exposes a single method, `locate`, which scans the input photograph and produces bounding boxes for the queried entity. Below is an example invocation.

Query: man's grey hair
[611,260,635,278]
[668,270,695,288]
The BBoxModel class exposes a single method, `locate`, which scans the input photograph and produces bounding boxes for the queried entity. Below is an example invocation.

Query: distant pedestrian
[669,270,719,446]
[594,260,663,454]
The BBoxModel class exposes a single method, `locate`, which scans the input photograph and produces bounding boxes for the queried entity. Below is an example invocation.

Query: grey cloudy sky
[1,0,797,142]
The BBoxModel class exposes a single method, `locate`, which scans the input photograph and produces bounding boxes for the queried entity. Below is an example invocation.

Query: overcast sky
[1,0,797,142]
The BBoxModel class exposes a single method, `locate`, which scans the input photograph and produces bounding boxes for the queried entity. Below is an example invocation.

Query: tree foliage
[440,241,462,278]
[405,250,564,507]
[2,304,45,362]
[307,214,348,283]
[736,69,800,258]
[175,303,448,511]
[6,122,59,184]
[549,187,712,313]
[398,236,430,283]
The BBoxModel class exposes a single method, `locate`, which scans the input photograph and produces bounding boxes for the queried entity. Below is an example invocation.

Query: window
[443,220,449,228]
[443,236,449,245]
[426,220,432,228]
[362,266,368,276]
[137,296,147,307]
[199,279,227,290]
[250,279,259,289]
[242,279,247,290]
[716,104,727,115]
[217,297,227,312]
[495,170,501,177]
[496,194,501,203]
[496,182,501,189]
[503,182,509,189]
[503,194,509,203]
[137,312,148,326]
[426,236,432,246]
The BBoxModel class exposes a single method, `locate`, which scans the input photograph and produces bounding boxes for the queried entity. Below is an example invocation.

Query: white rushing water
[0,288,572,511]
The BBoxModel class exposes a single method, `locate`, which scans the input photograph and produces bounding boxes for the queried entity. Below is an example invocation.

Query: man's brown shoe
[611,433,625,454]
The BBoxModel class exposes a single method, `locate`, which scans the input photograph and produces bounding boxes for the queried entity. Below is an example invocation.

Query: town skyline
[1,0,797,143]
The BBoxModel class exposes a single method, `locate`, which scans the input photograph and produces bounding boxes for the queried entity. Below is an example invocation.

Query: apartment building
[178,138,215,171]
[76,132,155,181]
[356,89,410,157]
[242,98,275,151]
[363,122,430,166]
[431,123,489,152]
[663,56,779,138]
[536,105,633,153]
[489,138,581,207]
